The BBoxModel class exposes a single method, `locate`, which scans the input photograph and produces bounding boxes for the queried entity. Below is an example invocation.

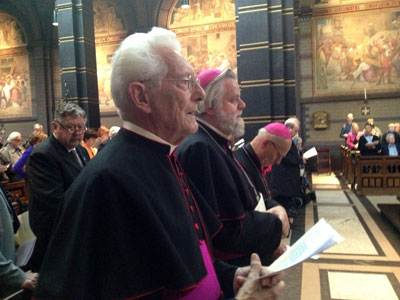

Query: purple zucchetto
[197,69,226,89]
[264,122,291,139]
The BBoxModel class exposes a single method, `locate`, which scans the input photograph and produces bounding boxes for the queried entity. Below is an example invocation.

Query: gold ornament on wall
[313,111,328,130]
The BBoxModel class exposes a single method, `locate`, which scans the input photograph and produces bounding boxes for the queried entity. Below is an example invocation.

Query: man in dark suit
[26,101,87,272]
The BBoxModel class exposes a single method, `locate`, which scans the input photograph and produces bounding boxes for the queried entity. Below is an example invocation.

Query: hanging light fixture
[181,0,190,8]
[52,9,58,26]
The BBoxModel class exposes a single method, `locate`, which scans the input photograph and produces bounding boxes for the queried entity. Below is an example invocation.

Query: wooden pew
[3,180,29,206]
[339,146,358,188]
[353,154,400,195]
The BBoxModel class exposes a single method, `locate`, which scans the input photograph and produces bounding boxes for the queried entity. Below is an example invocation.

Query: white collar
[122,121,177,155]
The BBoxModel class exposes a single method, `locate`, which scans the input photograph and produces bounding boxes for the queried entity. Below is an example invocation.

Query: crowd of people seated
[342,113,400,157]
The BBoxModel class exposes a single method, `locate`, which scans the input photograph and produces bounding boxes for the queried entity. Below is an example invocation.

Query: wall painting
[94,0,127,113]
[313,8,400,97]
[168,0,237,75]
[0,13,32,119]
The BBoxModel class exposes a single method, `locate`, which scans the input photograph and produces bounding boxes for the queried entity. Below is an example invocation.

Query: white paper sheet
[254,193,266,212]
[259,218,343,278]
[303,147,318,159]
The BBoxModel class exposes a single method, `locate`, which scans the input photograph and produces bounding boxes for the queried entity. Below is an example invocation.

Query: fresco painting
[169,0,237,75]
[0,13,31,119]
[94,0,127,113]
[313,9,400,96]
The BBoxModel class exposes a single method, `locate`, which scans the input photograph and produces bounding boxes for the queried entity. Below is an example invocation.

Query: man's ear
[51,121,58,132]
[128,82,151,114]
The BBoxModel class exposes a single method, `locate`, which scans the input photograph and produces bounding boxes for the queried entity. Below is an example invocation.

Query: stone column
[56,0,100,127]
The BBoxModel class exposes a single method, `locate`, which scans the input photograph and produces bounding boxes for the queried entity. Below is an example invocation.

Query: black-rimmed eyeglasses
[56,121,87,134]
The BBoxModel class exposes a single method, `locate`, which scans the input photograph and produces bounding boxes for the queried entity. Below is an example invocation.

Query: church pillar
[235,0,296,139]
[56,0,100,128]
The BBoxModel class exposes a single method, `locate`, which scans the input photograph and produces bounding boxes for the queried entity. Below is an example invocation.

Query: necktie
[71,148,84,168]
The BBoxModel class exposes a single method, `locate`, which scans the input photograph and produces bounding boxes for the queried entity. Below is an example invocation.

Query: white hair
[284,117,300,129]
[111,27,181,121]
[7,131,21,143]
[197,69,237,116]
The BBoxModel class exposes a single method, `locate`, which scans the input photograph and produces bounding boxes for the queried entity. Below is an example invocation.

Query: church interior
[0,0,399,299]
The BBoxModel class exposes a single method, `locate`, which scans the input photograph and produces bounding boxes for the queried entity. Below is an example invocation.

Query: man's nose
[192,83,205,102]
[238,98,246,110]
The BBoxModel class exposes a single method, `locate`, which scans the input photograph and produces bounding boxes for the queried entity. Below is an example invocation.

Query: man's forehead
[170,56,194,77]
[63,115,85,123]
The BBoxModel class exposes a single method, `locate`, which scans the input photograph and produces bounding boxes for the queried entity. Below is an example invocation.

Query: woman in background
[80,129,98,159]
[13,130,47,179]
[346,122,363,150]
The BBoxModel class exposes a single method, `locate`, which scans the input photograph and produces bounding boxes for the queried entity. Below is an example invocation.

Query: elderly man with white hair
[0,131,23,182]
[177,69,290,267]
[33,28,285,300]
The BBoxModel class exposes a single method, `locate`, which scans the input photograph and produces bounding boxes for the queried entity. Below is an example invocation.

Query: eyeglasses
[270,141,285,159]
[162,75,201,92]
[56,121,86,134]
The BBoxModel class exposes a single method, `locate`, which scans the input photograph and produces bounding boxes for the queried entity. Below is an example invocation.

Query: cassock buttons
[184,188,190,195]
[189,205,194,212]
[194,223,199,230]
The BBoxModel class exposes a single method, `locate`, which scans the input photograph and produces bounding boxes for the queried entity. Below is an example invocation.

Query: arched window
[167,0,237,74]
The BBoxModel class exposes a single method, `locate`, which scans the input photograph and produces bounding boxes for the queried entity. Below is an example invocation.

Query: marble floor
[280,173,400,300]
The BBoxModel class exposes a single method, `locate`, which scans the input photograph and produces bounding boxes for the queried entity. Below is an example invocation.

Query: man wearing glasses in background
[177,69,290,267]
[26,101,88,272]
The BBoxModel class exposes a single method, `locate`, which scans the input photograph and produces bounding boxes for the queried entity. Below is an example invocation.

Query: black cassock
[34,128,236,300]
[177,121,282,266]
[235,142,280,205]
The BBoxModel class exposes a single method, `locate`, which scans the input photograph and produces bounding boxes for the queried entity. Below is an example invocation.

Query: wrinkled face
[10,135,22,148]
[214,78,246,139]
[260,137,291,166]
[53,115,86,150]
[146,53,205,145]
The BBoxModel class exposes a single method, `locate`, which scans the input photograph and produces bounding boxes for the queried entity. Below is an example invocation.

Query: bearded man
[177,69,288,267]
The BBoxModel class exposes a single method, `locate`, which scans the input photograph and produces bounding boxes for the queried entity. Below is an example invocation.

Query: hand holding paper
[258,218,343,278]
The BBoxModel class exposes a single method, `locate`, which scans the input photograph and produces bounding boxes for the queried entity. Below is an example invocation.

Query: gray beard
[215,110,245,139]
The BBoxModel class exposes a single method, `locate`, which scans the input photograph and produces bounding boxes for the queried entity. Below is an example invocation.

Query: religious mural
[168,0,237,75]
[0,13,32,119]
[94,0,127,113]
[313,0,379,9]
[313,8,400,97]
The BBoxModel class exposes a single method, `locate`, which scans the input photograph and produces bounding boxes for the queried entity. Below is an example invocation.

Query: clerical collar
[197,118,230,141]
[122,121,177,155]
